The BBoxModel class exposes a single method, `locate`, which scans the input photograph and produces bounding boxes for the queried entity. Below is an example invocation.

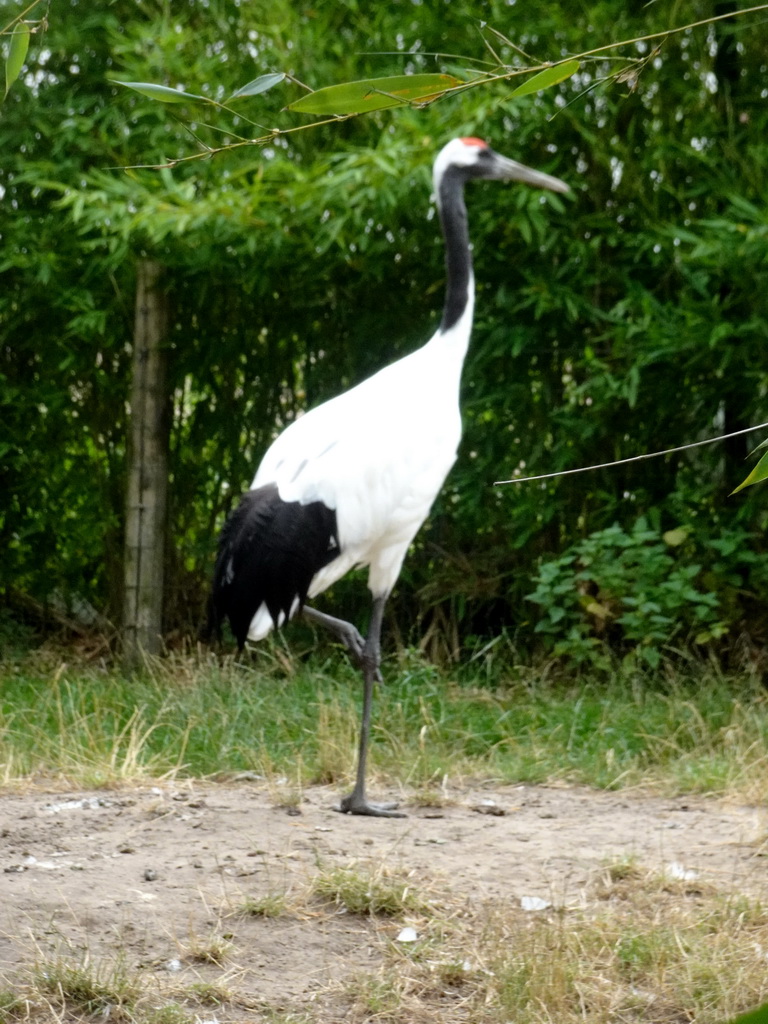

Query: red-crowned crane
[206,137,568,817]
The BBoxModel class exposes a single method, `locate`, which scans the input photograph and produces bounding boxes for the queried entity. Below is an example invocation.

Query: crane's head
[433,136,569,198]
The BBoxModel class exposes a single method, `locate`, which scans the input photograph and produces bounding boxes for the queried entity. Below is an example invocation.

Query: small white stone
[520,896,551,911]
[666,862,697,881]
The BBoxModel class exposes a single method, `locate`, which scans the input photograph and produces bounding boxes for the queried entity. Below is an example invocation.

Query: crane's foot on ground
[335,793,406,817]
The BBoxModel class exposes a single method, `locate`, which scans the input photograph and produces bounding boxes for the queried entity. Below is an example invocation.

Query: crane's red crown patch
[460,136,488,148]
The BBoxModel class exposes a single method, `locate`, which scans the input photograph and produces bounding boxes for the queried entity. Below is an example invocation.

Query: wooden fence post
[123,259,170,668]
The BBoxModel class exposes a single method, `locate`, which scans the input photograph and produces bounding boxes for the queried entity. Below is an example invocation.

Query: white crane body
[246,295,473,640]
[206,137,568,816]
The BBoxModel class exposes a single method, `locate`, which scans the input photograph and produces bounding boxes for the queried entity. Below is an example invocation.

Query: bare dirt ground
[1,780,766,1021]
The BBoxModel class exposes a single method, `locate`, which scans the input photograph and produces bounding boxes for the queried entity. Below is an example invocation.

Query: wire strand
[493,422,768,486]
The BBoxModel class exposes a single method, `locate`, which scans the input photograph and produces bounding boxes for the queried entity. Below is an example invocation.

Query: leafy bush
[3,1,768,664]
[526,518,766,668]
[0,607,38,657]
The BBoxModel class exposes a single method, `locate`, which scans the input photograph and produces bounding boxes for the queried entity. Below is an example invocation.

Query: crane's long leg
[337,595,405,818]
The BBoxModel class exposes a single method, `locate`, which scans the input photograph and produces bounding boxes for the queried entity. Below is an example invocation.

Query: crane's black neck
[437,166,473,334]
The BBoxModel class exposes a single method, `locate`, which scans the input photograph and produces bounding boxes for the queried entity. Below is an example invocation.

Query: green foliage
[0,607,37,655]
[731,1003,768,1024]
[1,0,768,661]
[732,437,768,495]
[115,81,208,104]
[0,989,23,1024]
[287,72,462,115]
[527,518,767,667]
[508,60,581,99]
[3,22,29,99]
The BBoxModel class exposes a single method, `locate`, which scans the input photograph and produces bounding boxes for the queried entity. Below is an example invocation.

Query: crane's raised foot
[336,793,406,818]
[302,607,383,682]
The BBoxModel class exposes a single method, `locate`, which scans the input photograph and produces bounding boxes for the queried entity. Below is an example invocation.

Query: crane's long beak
[487,150,569,194]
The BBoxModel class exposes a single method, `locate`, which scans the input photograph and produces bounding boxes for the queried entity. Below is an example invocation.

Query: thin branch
[176,115,253,146]
[113,3,768,171]
[117,113,356,171]
[199,98,271,132]
[482,23,540,64]
[564,2,768,60]
[0,0,45,35]
[476,24,505,68]
[364,50,499,69]
[494,423,768,487]
[548,74,612,118]
[284,72,313,93]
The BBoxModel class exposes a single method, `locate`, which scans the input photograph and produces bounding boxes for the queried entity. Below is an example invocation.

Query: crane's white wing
[251,340,463,594]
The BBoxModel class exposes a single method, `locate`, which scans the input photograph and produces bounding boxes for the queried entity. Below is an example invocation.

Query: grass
[310,862,429,916]
[1,643,765,1019]
[177,929,233,967]
[18,950,231,1024]
[330,866,768,1024]
[8,871,768,1024]
[2,645,768,1022]
[1,643,768,1019]
[238,891,288,918]
[32,952,141,1020]
[1,645,768,800]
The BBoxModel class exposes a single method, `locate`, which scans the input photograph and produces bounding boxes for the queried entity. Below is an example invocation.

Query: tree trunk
[123,259,170,667]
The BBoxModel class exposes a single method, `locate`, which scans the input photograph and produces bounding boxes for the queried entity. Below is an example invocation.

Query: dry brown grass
[321,858,768,1024]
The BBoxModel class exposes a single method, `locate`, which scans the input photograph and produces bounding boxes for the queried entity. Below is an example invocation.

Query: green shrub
[526,518,764,668]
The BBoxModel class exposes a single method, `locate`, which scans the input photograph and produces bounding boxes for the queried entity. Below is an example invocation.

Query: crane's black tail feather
[204,483,340,650]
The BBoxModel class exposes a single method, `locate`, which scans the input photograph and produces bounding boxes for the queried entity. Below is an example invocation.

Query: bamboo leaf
[663,528,688,547]
[4,22,30,99]
[115,81,209,104]
[228,72,286,101]
[509,59,580,99]
[730,450,768,495]
[288,73,461,115]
